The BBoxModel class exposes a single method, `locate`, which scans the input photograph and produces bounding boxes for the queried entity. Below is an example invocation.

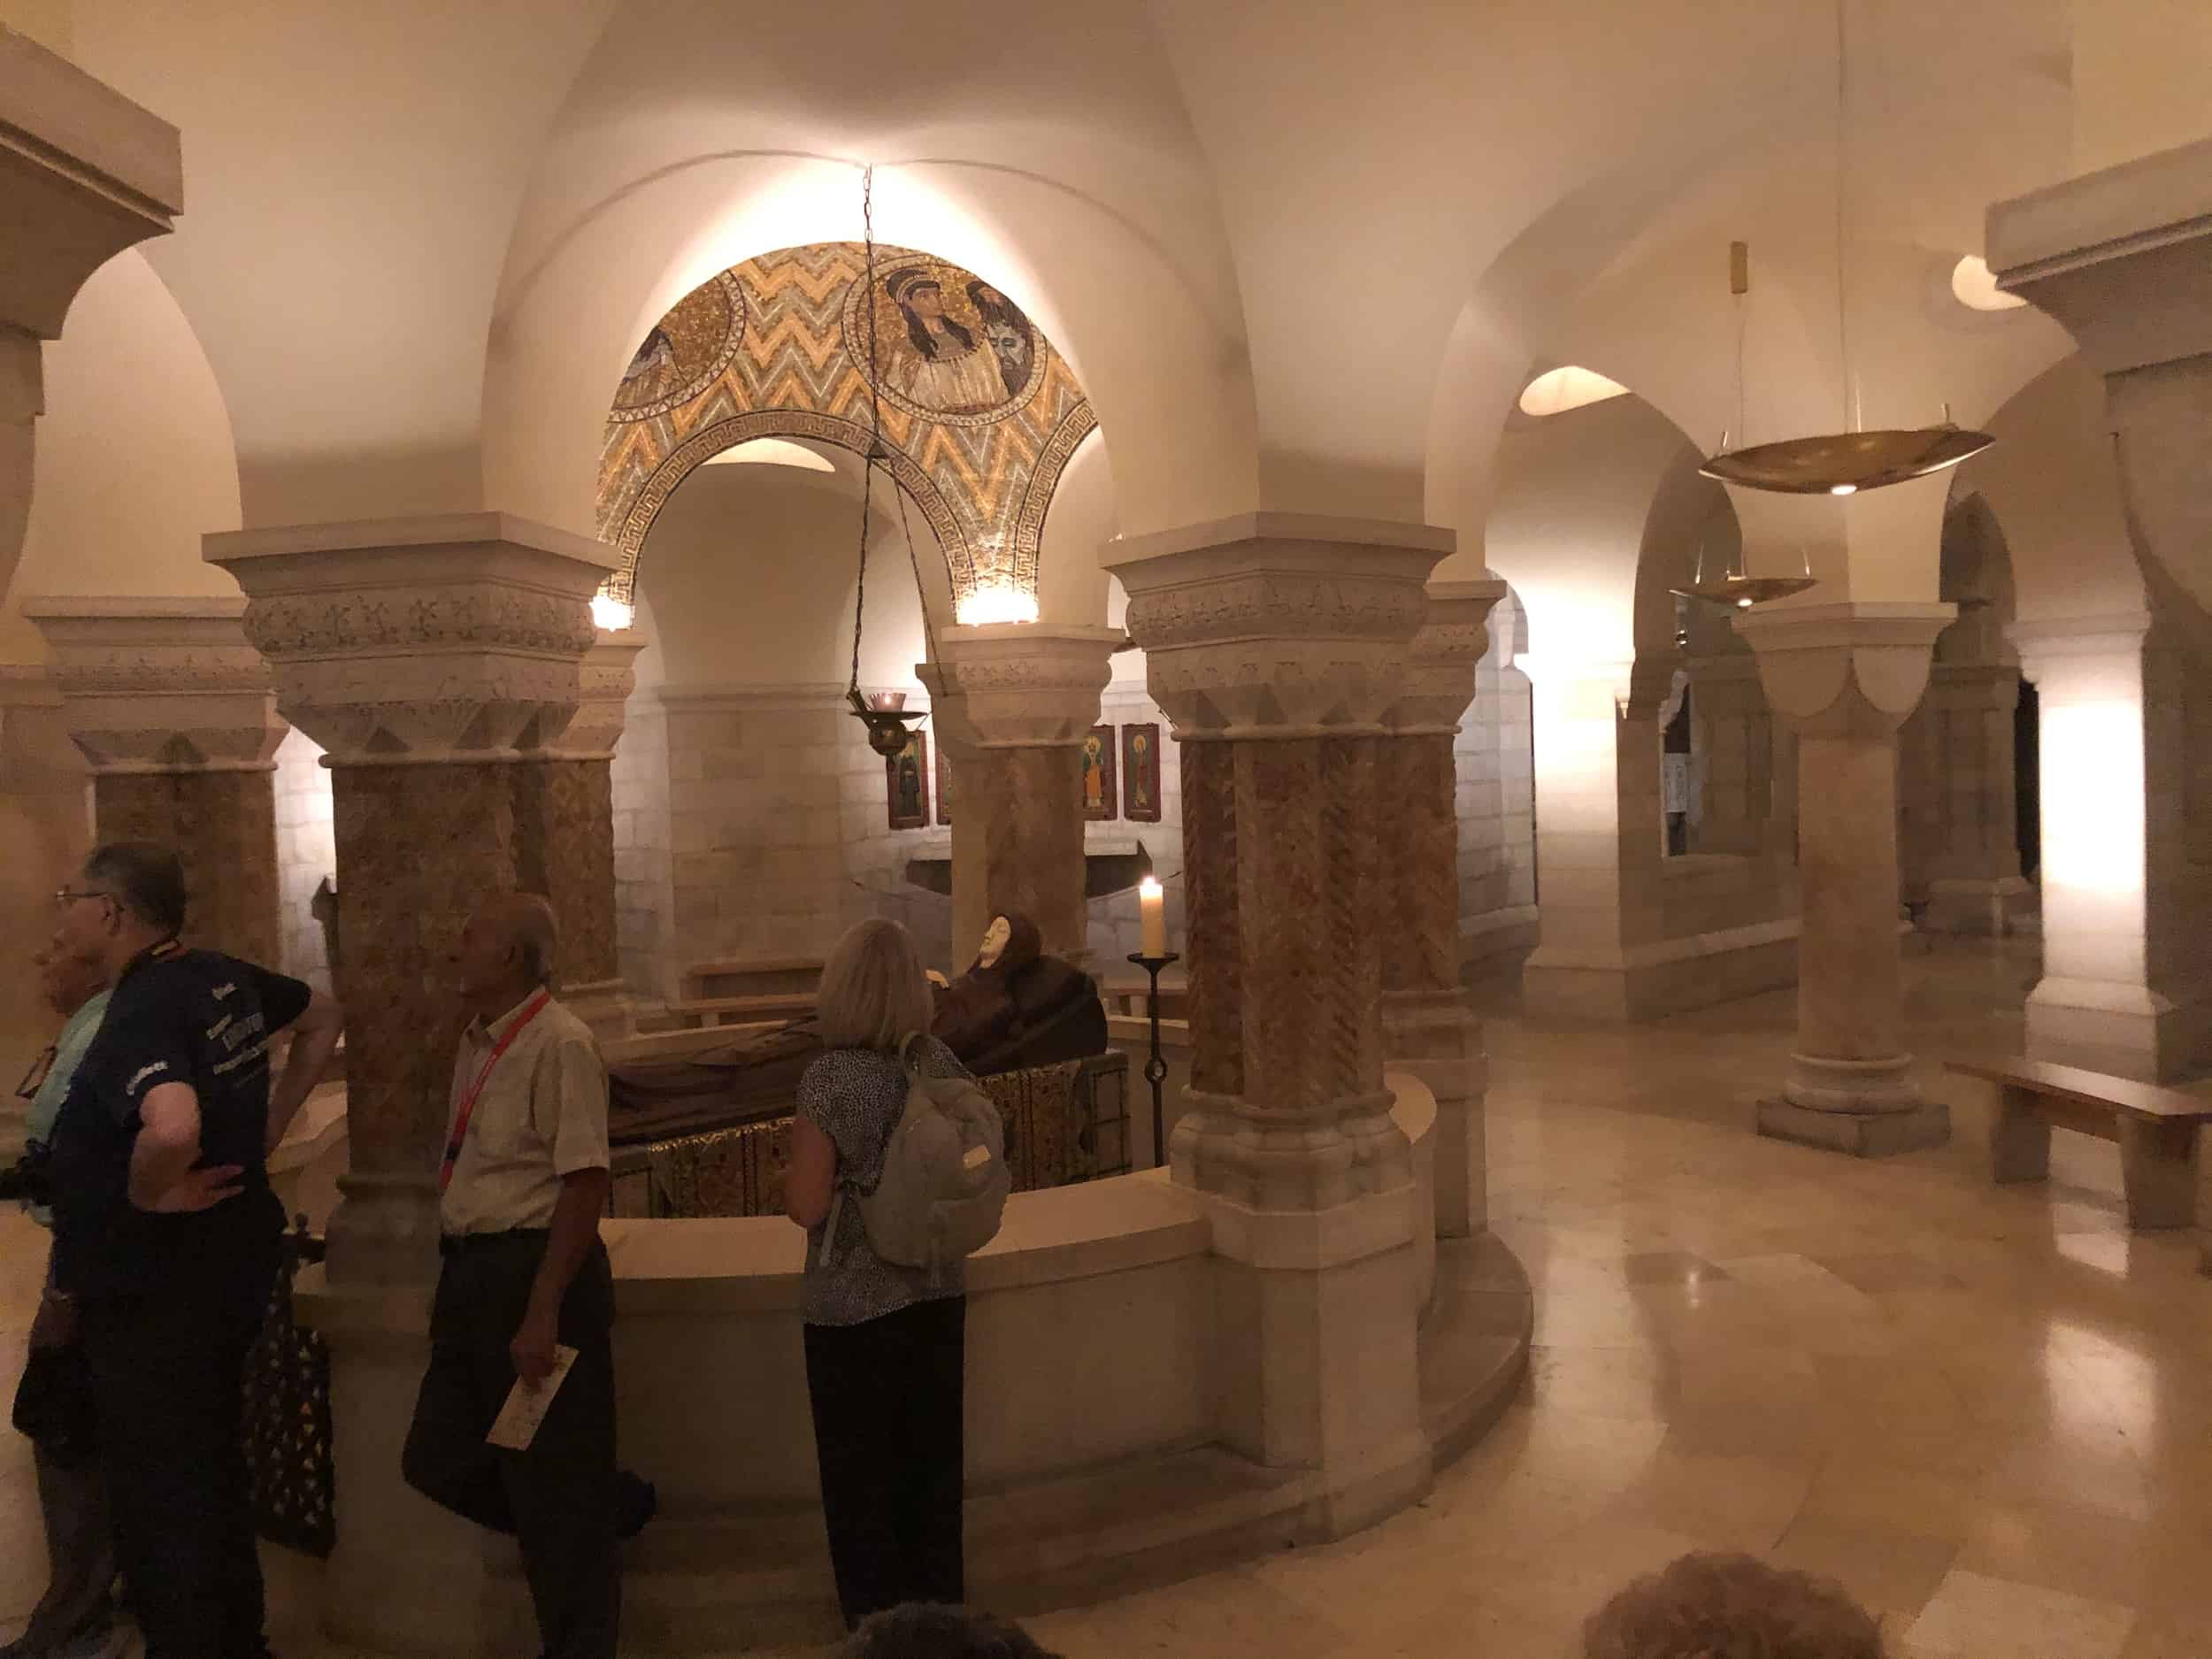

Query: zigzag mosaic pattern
[597,242,1096,607]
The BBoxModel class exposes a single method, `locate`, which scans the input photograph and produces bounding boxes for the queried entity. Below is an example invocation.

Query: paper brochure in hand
[487,1344,578,1450]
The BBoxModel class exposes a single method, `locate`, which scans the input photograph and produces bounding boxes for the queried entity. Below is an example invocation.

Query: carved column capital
[1734,602,1955,739]
[555,626,647,759]
[1987,139,2212,378]
[0,33,181,342]
[204,512,618,765]
[915,622,1122,755]
[1386,578,1508,734]
[23,595,286,773]
[1104,513,1449,740]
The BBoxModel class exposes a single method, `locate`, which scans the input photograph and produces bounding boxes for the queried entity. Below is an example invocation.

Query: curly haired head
[841,1603,1061,1659]
[1584,1552,1886,1659]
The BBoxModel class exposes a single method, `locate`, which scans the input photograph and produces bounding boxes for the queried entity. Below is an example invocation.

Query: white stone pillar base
[323,1170,442,1288]
[1758,1096,1952,1158]
[2026,975,2212,1084]
[1924,876,2035,937]
[306,1281,532,1658]
[1197,1181,1432,1538]
[1759,1049,1950,1157]
[562,976,637,1046]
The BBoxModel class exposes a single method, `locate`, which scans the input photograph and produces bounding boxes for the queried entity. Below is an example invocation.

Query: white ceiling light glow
[1950,254,2029,312]
[590,592,635,632]
[1518,366,1632,419]
[703,437,837,472]
[955,583,1041,626]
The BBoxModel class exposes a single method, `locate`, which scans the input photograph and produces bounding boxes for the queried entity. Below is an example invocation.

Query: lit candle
[1139,876,1168,958]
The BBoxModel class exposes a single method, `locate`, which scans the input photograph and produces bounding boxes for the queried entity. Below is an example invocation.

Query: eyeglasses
[51,888,116,911]
[15,1045,56,1102]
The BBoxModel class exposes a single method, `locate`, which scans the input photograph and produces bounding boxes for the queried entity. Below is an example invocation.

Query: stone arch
[595,242,1097,611]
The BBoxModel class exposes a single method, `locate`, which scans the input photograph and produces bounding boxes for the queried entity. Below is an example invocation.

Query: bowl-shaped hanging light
[849,687,929,757]
[1668,573,1821,610]
[1698,424,1993,495]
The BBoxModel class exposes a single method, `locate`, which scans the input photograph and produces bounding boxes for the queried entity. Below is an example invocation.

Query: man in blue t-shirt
[45,842,343,1659]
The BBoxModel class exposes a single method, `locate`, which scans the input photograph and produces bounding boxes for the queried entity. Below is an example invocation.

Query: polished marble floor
[9,939,2212,1657]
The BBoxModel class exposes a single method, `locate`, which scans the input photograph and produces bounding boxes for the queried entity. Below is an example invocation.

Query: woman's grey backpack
[828,1035,1010,1281]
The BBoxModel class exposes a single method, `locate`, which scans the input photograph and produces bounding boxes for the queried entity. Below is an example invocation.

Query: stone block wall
[611,700,674,1000]
[1087,686,1187,968]
[616,684,951,995]
[1455,590,1537,975]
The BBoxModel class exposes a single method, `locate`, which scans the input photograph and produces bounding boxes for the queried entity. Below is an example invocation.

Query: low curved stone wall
[295,1071,1528,1655]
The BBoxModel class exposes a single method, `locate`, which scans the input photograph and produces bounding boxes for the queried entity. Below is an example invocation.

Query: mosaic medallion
[609,271,748,422]
[841,257,1042,427]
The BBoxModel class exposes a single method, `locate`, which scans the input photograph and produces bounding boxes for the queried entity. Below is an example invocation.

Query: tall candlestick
[1139,876,1167,958]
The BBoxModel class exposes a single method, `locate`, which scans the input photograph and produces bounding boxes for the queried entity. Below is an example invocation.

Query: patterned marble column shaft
[1738,602,1954,1156]
[25,597,288,964]
[1108,516,1448,1210]
[1380,580,1504,1238]
[917,623,1120,963]
[511,628,645,1039]
[207,514,618,1286]
[0,32,180,596]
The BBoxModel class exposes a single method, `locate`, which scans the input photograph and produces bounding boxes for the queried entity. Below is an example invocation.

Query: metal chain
[848,165,885,701]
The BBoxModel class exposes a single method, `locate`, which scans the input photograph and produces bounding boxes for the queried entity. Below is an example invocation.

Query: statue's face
[978,915,1012,968]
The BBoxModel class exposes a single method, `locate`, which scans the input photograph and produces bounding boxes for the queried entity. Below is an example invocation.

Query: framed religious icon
[1079,725,1118,821]
[1121,724,1163,823]
[886,730,930,829]
[936,742,955,826]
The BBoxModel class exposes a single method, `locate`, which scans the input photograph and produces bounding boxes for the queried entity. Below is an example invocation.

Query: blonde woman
[787,919,973,1630]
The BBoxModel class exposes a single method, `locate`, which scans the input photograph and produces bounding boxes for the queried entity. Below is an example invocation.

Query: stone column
[0,32,180,597]
[1381,580,1504,1239]
[510,627,646,1041]
[1738,602,1955,1156]
[1518,656,1689,1018]
[208,515,617,1659]
[206,515,618,1286]
[1901,663,2031,935]
[1988,142,2212,642]
[25,597,288,964]
[1107,513,1448,1536]
[2009,612,2212,1080]
[915,624,1122,964]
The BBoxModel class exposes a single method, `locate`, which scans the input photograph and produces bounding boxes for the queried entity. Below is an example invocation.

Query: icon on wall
[937,743,955,827]
[1121,725,1162,823]
[1080,725,1118,822]
[887,730,930,830]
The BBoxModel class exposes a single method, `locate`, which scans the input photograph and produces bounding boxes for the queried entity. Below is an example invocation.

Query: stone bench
[1947,1056,2212,1229]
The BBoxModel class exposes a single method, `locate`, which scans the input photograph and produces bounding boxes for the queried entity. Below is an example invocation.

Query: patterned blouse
[797,1037,972,1327]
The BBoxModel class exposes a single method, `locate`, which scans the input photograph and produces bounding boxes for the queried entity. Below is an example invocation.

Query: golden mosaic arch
[596,242,1097,610]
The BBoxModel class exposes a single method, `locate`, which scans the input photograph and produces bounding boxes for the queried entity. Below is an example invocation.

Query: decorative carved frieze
[23,596,286,773]
[1386,579,1508,734]
[1104,515,1450,740]
[916,623,1122,753]
[204,513,618,765]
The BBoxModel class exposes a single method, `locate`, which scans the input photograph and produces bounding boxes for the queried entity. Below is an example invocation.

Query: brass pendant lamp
[1698,0,1992,498]
[843,165,941,758]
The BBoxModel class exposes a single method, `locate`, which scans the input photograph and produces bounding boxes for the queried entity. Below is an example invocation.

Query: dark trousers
[81,1248,277,1659]
[402,1233,618,1659]
[24,1440,114,1647]
[803,1294,966,1631]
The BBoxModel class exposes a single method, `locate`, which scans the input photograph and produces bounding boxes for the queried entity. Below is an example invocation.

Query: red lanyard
[440,991,552,1194]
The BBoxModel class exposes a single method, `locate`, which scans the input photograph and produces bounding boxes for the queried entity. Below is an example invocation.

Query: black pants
[803,1294,966,1631]
[81,1247,277,1659]
[402,1233,618,1659]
